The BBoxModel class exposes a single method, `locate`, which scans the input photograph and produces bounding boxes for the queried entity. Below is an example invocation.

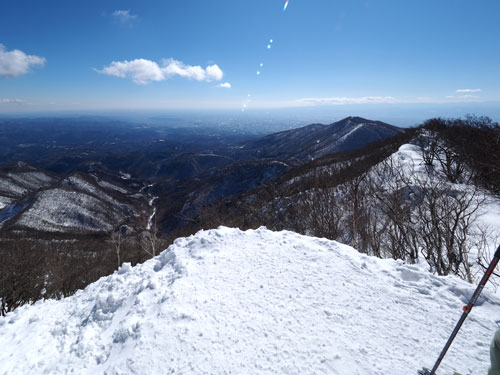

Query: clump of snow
[119,171,131,180]
[1,227,498,374]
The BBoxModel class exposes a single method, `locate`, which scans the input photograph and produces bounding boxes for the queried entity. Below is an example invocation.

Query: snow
[0,198,31,228]
[0,171,56,209]
[16,188,126,233]
[1,227,499,374]
[0,177,28,197]
[336,123,365,144]
[0,172,56,200]
[119,171,131,180]
[0,196,14,210]
[146,196,158,230]
[479,195,500,239]
[64,175,113,200]
[63,174,134,210]
[97,180,129,194]
[7,172,56,190]
[389,143,500,255]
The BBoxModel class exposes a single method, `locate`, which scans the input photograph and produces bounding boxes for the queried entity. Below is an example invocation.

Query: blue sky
[1,0,500,116]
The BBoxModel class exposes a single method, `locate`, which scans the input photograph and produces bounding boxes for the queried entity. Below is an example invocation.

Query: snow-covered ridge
[0,168,60,222]
[96,179,129,194]
[16,188,130,233]
[0,171,56,199]
[7,171,57,190]
[0,166,147,234]
[1,227,498,374]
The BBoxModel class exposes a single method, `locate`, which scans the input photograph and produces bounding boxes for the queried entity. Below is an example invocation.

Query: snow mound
[1,227,499,374]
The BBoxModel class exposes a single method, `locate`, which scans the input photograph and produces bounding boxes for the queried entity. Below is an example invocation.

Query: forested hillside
[2,116,499,315]
[195,116,500,282]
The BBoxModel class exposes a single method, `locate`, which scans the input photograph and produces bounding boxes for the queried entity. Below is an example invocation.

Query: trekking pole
[419,244,500,375]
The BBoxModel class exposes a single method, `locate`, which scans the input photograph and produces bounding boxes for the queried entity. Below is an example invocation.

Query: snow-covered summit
[1,227,499,374]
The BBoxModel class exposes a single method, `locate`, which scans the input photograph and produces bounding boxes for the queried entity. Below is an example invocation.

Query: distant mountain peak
[239,116,404,163]
[334,116,388,127]
[344,116,368,122]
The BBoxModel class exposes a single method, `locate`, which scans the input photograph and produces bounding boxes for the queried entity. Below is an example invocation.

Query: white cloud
[112,10,137,24]
[206,64,224,81]
[297,96,397,105]
[217,82,231,88]
[97,58,224,85]
[0,98,25,104]
[445,94,481,99]
[0,44,45,78]
[98,59,165,85]
[162,59,207,81]
[456,88,481,93]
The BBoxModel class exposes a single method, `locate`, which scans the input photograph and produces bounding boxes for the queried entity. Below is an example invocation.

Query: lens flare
[242,2,287,113]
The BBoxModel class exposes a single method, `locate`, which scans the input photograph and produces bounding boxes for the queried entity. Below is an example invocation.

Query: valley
[0,115,410,313]
[0,115,402,238]
[2,113,500,323]
[3,2,500,373]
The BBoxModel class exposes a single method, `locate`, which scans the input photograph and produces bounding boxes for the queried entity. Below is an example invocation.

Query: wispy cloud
[297,96,397,105]
[96,58,224,85]
[456,88,481,93]
[112,10,138,25]
[217,82,231,88]
[445,94,481,99]
[0,98,25,104]
[296,94,489,106]
[0,44,45,78]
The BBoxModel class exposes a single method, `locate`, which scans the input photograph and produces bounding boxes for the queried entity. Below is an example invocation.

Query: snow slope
[1,227,499,374]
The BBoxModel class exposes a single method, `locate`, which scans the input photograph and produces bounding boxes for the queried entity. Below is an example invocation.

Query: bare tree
[309,188,345,240]
[415,175,484,281]
[416,131,439,167]
[342,173,369,251]
[368,157,419,261]
[111,231,122,268]
[0,240,45,315]
[139,215,168,258]
[435,143,467,184]
[365,149,487,280]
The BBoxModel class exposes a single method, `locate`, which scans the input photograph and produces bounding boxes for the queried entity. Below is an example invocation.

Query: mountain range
[0,116,404,237]
[235,116,403,163]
